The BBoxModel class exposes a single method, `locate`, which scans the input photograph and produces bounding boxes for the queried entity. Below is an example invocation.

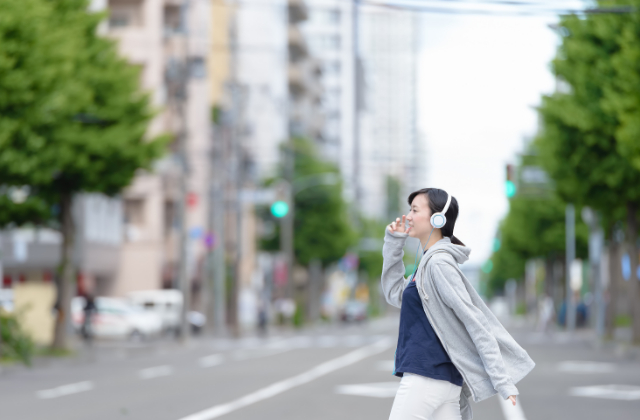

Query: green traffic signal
[270,201,289,218]
[492,238,501,252]
[481,260,494,274]
[506,180,517,198]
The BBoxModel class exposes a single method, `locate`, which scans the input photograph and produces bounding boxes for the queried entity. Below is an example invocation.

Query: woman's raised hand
[388,215,411,234]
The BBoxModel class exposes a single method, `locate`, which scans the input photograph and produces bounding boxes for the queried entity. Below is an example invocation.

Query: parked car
[125,290,183,335]
[341,300,368,323]
[0,289,14,313]
[71,296,163,341]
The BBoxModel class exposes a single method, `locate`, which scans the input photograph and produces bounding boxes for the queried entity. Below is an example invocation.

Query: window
[310,35,341,53]
[124,198,145,226]
[323,61,341,78]
[108,0,143,29]
[164,5,182,36]
[311,9,340,24]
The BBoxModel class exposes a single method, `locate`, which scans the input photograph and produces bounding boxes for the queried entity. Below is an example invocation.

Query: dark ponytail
[407,188,465,246]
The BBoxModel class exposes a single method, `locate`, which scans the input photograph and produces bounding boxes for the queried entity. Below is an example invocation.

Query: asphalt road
[1,316,639,420]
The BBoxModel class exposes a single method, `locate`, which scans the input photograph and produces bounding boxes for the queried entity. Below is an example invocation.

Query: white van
[0,289,14,312]
[71,296,163,340]
[126,290,183,334]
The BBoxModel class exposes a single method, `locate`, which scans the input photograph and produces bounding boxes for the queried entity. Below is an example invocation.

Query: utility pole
[352,0,361,203]
[281,143,295,303]
[582,207,605,339]
[565,204,577,333]
[226,0,242,336]
[167,0,191,341]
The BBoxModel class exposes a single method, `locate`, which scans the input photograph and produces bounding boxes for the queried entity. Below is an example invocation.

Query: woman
[382,188,535,420]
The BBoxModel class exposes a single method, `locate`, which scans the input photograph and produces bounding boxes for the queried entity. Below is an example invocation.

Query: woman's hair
[407,188,465,246]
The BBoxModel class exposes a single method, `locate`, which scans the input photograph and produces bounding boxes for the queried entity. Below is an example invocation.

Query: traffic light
[506,164,517,198]
[481,260,494,274]
[270,201,289,218]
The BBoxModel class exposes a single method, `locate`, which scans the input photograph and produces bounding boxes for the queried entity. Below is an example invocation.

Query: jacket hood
[424,237,471,265]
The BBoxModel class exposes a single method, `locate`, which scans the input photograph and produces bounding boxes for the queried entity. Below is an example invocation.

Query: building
[302,2,423,219]
[359,6,423,218]
[301,0,357,198]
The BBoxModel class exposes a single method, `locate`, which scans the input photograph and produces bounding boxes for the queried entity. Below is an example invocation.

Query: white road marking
[376,360,395,372]
[557,360,616,374]
[138,365,174,380]
[569,384,640,400]
[317,335,339,347]
[36,381,94,399]
[343,335,365,347]
[498,395,527,420]
[199,354,225,368]
[177,338,394,420]
[335,382,399,398]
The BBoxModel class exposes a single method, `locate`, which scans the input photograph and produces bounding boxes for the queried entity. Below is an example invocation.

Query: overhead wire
[215,0,635,17]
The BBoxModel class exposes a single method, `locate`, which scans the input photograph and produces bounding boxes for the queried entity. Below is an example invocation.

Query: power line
[212,0,635,17]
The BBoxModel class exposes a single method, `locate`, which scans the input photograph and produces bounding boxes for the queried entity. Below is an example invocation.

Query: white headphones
[430,191,452,229]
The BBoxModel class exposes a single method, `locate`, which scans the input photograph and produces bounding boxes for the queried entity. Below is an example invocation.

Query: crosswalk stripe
[498,395,527,420]
[177,338,394,420]
[36,381,94,399]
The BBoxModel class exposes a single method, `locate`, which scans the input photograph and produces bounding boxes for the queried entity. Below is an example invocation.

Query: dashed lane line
[177,338,394,420]
[138,365,174,380]
[36,381,94,399]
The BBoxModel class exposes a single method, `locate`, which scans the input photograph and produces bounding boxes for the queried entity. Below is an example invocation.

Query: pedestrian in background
[382,188,535,420]
[81,295,96,344]
[537,294,555,334]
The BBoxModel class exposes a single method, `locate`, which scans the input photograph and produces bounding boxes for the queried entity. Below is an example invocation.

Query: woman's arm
[381,225,410,309]
[431,261,519,400]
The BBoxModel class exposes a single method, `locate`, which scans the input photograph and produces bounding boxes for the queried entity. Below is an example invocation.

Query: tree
[0,0,168,349]
[486,194,588,295]
[535,1,640,341]
[260,137,356,267]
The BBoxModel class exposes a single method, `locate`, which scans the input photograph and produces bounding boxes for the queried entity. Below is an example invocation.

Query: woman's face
[406,194,433,239]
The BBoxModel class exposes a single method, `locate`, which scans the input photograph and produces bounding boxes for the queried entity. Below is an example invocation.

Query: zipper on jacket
[417,260,478,402]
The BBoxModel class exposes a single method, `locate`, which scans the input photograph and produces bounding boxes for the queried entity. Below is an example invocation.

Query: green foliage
[356,218,386,282]
[259,138,357,267]
[385,176,402,221]
[293,138,357,266]
[0,0,168,211]
[486,194,588,295]
[0,195,50,226]
[0,311,35,366]
[615,314,633,327]
[535,1,640,216]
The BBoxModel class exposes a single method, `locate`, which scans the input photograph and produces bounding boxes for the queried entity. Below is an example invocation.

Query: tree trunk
[605,240,619,339]
[52,192,75,350]
[307,259,322,324]
[627,202,640,344]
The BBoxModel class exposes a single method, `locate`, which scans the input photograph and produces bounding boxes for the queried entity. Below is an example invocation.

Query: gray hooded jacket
[382,230,535,420]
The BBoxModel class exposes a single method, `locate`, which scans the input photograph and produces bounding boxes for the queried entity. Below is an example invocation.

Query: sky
[416,1,586,266]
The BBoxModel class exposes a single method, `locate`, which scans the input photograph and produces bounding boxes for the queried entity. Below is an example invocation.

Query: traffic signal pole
[282,141,295,304]
[566,204,577,333]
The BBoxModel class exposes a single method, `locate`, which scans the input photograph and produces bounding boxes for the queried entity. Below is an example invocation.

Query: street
[1,315,639,420]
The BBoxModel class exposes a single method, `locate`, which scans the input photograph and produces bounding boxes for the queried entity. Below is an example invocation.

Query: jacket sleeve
[381,227,409,309]
[431,261,519,400]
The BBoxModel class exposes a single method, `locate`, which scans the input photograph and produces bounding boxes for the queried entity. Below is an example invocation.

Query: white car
[72,296,163,340]
[0,289,14,313]
[126,290,183,334]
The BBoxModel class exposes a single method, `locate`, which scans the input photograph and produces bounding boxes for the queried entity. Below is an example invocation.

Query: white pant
[389,373,462,420]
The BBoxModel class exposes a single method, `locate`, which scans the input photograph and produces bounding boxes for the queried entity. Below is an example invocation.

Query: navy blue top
[394,274,463,386]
